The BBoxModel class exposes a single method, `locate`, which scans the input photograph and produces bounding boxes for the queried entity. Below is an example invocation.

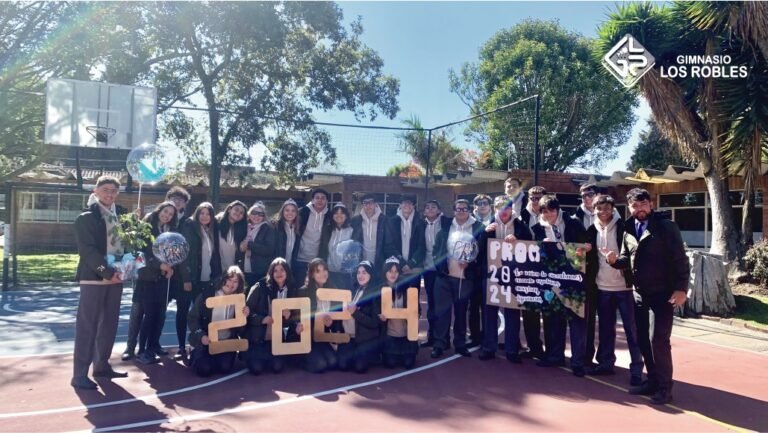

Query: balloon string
[137,183,143,212]
[166,277,170,305]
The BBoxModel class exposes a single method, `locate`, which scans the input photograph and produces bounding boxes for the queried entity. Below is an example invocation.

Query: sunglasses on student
[454,208,470,213]
[251,211,266,217]
[581,192,596,198]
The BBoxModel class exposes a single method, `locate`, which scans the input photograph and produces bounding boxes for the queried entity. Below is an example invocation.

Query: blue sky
[313,1,652,176]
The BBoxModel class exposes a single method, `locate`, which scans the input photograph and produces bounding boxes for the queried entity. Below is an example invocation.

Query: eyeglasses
[581,192,596,198]
[362,200,375,205]
[454,208,469,213]
[476,201,490,206]
[530,195,543,201]
[251,211,265,217]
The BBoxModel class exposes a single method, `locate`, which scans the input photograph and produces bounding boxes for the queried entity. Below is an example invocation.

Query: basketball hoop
[85,126,117,147]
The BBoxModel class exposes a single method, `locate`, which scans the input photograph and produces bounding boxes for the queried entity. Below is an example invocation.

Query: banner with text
[486,238,587,318]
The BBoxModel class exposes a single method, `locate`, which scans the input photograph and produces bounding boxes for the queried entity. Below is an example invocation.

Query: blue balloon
[152,232,189,266]
[127,143,167,184]
[335,240,363,274]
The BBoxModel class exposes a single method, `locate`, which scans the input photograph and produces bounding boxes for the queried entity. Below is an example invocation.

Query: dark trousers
[585,285,599,365]
[468,280,484,343]
[139,291,168,354]
[422,270,438,342]
[125,300,144,350]
[522,310,549,356]
[189,346,236,377]
[597,290,644,377]
[73,283,124,378]
[246,341,284,375]
[337,338,380,373]
[305,342,338,373]
[546,312,586,369]
[482,305,521,355]
[433,275,472,350]
[172,286,198,349]
[293,261,309,287]
[635,291,675,392]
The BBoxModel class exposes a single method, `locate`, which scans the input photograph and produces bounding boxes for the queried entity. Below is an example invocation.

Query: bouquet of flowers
[108,213,154,280]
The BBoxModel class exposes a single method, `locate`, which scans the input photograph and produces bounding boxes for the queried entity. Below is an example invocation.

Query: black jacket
[74,202,128,281]
[348,283,382,343]
[432,219,487,281]
[531,213,588,244]
[585,218,632,290]
[350,213,387,269]
[247,224,276,278]
[613,212,689,297]
[187,285,246,348]
[274,222,300,264]
[384,213,426,269]
[180,218,222,285]
[216,215,248,271]
[245,278,297,344]
[297,205,332,238]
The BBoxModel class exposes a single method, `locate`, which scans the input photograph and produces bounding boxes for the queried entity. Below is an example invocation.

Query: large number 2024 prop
[206,294,249,355]
[153,232,189,303]
[126,143,168,210]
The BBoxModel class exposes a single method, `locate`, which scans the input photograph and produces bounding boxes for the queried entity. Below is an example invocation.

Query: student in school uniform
[295,189,332,283]
[295,258,340,373]
[245,258,298,375]
[479,196,533,363]
[517,186,548,359]
[531,195,591,377]
[242,202,276,293]
[319,203,361,290]
[336,261,383,373]
[216,201,248,272]
[384,196,426,291]
[274,199,302,271]
[380,257,419,369]
[420,200,452,348]
[187,266,250,377]
[350,193,387,270]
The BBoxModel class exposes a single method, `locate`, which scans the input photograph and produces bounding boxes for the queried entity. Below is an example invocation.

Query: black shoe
[136,351,159,365]
[650,389,672,405]
[151,346,169,357]
[586,365,615,376]
[174,348,188,361]
[430,347,444,359]
[536,358,565,368]
[506,353,522,364]
[521,350,544,359]
[572,367,586,377]
[630,375,643,387]
[629,381,658,396]
[466,339,481,349]
[71,376,98,390]
[478,350,495,361]
[455,347,472,357]
[121,347,135,361]
[93,368,128,378]
[420,340,435,348]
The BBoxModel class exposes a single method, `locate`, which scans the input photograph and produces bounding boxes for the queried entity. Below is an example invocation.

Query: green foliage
[628,119,689,171]
[450,19,638,172]
[396,116,473,175]
[744,241,768,286]
[386,162,422,178]
[116,213,154,254]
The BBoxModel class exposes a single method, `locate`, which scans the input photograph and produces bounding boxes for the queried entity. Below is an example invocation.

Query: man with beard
[607,188,689,404]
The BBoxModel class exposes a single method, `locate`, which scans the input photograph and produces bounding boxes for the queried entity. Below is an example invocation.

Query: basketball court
[1,285,766,432]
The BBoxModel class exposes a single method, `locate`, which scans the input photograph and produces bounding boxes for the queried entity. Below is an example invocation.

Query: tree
[386,162,423,178]
[142,2,399,204]
[627,118,689,172]
[449,19,638,172]
[596,2,768,262]
[396,116,471,176]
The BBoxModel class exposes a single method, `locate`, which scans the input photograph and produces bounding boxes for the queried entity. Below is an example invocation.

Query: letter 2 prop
[271,297,311,355]
[205,294,249,355]
[313,289,351,344]
[381,286,419,341]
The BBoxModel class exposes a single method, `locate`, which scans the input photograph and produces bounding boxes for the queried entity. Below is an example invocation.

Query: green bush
[744,240,768,286]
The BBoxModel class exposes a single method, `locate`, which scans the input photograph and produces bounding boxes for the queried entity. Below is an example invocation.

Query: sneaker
[151,346,169,357]
[478,350,495,361]
[630,375,643,387]
[505,353,522,364]
[629,381,658,396]
[70,376,98,390]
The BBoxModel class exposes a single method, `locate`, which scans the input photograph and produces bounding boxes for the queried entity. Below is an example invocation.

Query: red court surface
[0,331,766,433]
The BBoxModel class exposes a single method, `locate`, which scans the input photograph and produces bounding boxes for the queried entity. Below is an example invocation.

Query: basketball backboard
[45,78,157,149]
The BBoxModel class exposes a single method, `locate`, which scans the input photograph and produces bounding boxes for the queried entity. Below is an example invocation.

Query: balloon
[448,231,479,264]
[126,143,168,184]
[152,232,189,266]
[335,239,363,274]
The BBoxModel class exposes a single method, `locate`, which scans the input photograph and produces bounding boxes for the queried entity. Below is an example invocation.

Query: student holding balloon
[320,203,361,290]
[134,202,179,365]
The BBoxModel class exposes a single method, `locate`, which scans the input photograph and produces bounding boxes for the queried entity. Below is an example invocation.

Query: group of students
[72,175,689,406]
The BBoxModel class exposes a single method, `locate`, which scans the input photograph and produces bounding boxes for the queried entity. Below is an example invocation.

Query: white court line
[0,369,249,419]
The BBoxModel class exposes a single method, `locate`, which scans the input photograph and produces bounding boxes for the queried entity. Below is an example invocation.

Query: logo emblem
[603,34,655,88]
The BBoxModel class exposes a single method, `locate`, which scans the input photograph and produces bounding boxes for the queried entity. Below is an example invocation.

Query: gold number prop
[313,288,351,344]
[205,294,249,355]
[381,287,419,341]
[271,297,312,355]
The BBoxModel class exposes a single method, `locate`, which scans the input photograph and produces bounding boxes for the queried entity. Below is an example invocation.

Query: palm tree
[397,116,466,176]
[597,3,739,261]
[680,1,768,253]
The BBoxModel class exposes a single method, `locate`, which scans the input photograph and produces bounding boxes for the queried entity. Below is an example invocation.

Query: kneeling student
[337,261,383,373]
[380,257,419,369]
[187,266,249,377]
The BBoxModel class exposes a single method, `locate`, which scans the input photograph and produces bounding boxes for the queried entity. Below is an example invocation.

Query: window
[659,193,705,207]
[18,192,88,223]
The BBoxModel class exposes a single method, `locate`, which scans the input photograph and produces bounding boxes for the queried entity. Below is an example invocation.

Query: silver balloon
[448,231,479,264]
[335,239,363,274]
[152,232,189,266]
[126,143,168,184]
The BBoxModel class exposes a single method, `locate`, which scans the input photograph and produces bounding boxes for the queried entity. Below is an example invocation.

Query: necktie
[636,221,646,238]
[552,225,562,241]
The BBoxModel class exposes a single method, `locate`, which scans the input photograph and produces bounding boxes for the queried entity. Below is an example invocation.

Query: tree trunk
[704,171,741,263]
[683,250,736,316]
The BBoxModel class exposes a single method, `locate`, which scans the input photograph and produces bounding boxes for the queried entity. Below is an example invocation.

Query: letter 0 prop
[271,297,311,355]
[205,294,249,355]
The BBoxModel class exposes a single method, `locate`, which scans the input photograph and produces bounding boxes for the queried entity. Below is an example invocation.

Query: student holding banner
[216,201,248,272]
[585,194,643,386]
[242,202,276,292]
[531,195,590,376]
[430,199,486,359]
[337,261,383,373]
[177,202,223,360]
[187,266,249,377]
[296,258,340,373]
[134,202,179,365]
[245,258,297,375]
[380,257,419,369]
[479,196,533,363]
[421,200,452,348]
